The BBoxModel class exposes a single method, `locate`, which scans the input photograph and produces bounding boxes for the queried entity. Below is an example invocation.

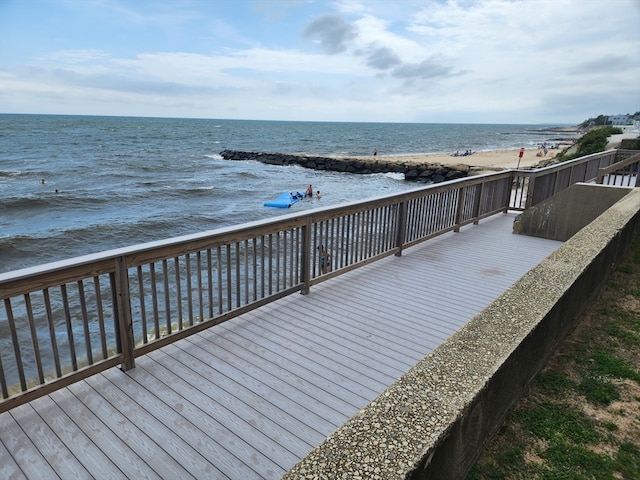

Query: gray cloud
[567,54,635,75]
[19,65,226,96]
[303,14,357,54]
[392,58,457,81]
[365,46,402,70]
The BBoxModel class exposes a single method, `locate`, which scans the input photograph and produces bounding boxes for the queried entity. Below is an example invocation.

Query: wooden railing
[1,149,638,412]
[508,149,634,210]
[596,150,640,187]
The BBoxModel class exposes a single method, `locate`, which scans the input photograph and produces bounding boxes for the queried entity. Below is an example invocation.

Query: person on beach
[305,184,313,197]
[373,148,378,156]
[316,190,322,199]
[317,245,331,274]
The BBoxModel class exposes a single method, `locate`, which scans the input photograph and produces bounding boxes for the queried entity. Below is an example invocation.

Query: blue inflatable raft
[264,191,305,208]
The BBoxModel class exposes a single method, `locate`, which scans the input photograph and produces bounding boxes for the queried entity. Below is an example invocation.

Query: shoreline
[353,147,558,170]
[353,128,638,171]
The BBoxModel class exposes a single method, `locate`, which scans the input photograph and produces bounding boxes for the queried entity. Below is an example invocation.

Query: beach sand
[366,128,638,171]
[360,147,558,171]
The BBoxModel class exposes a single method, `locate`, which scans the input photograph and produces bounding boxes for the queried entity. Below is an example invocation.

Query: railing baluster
[41,288,62,378]
[244,240,250,303]
[207,249,214,318]
[4,299,26,391]
[60,284,78,372]
[24,293,45,384]
[217,245,224,314]
[251,238,258,301]
[197,251,204,323]
[149,262,160,340]
[77,280,93,366]
[0,331,7,398]
[395,199,407,256]
[93,277,108,359]
[136,266,148,344]
[162,259,171,334]
[226,243,233,311]
[185,255,193,326]
[235,242,241,307]
[174,257,183,329]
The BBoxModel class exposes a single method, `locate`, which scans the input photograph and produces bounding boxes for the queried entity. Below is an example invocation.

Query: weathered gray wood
[48,387,161,479]
[0,411,56,480]
[89,370,222,479]
[28,395,124,479]
[0,212,563,479]
[65,378,192,479]
[10,403,91,478]
[125,356,285,479]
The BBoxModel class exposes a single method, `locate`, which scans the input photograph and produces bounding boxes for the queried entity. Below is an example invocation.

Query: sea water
[0,114,566,273]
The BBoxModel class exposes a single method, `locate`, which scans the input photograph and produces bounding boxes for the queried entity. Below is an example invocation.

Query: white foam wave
[384,172,405,180]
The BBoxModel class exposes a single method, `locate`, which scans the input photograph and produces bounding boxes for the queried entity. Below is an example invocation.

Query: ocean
[0,114,566,274]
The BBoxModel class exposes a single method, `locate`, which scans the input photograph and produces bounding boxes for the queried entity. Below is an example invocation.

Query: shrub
[555,127,623,163]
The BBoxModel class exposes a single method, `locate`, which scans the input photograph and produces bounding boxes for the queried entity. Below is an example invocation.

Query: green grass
[577,376,620,405]
[468,237,640,480]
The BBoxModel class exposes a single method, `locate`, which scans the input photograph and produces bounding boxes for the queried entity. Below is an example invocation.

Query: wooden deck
[0,212,563,480]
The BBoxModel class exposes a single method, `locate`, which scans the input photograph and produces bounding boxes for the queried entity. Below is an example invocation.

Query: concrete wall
[281,187,640,480]
[513,183,633,241]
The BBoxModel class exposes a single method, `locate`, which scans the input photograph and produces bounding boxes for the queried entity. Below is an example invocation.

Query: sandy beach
[360,147,558,171]
[366,128,638,171]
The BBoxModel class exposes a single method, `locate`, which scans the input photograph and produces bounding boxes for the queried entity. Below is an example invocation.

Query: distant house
[608,114,633,125]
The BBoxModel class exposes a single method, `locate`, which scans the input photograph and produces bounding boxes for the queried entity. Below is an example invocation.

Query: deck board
[0,212,563,479]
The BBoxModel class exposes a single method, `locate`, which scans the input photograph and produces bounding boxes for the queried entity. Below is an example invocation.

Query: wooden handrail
[1,149,637,411]
[596,151,640,186]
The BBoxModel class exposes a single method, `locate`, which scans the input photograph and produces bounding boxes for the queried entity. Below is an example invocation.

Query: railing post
[394,199,407,257]
[454,186,465,232]
[472,182,483,224]
[524,174,537,210]
[114,256,135,371]
[301,217,312,294]
[502,175,512,213]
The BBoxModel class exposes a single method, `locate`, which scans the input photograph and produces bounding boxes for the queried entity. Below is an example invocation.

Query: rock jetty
[219,150,469,183]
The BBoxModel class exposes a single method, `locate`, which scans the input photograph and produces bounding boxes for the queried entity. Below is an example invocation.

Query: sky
[1,0,639,124]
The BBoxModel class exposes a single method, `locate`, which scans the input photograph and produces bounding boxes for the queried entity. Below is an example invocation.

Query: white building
[608,114,633,125]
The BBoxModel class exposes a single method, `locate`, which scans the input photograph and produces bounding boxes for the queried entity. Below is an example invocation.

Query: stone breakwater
[219,150,469,183]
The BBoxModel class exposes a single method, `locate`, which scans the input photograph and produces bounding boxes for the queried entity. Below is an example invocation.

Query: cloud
[303,14,357,54]
[364,46,402,70]
[568,54,637,75]
[392,58,458,82]
[0,0,638,123]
